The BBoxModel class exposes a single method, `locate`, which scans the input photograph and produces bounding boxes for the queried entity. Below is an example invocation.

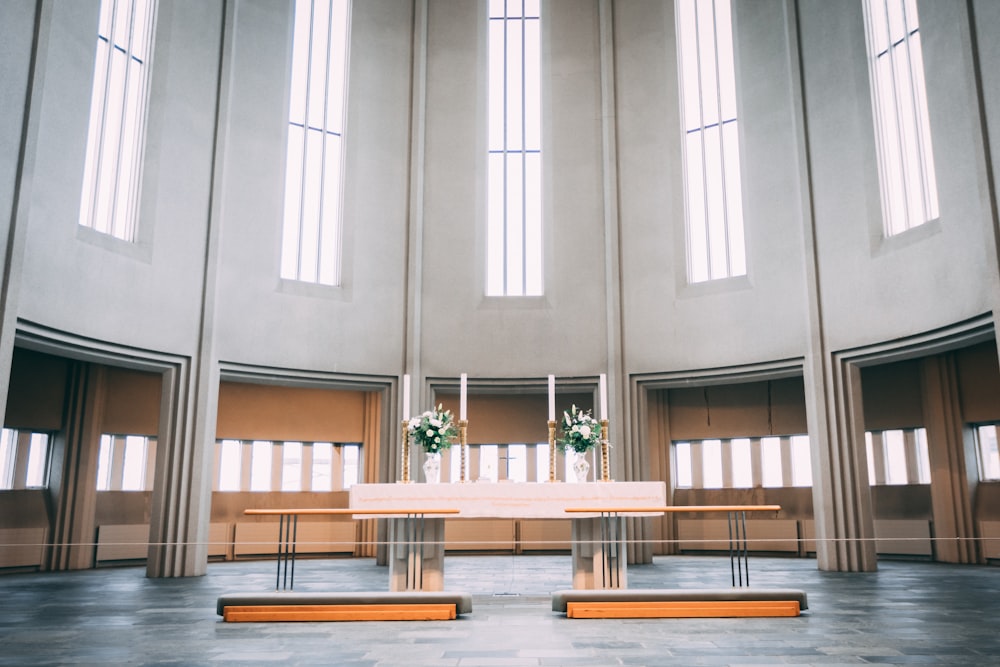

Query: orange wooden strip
[222,603,457,622]
[243,508,460,516]
[566,600,800,619]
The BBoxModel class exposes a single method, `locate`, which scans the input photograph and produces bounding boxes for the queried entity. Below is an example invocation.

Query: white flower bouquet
[558,404,603,453]
[407,404,458,454]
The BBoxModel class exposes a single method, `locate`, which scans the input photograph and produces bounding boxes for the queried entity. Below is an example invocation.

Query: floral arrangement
[558,404,603,453]
[407,404,458,454]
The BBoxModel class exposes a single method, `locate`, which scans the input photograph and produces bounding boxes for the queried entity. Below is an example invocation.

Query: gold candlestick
[548,420,558,482]
[400,419,411,483]
[600,419,611,482]
[459,419,469,482]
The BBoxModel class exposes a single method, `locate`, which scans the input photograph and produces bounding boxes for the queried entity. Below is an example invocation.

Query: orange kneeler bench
[217,591,472,622]
[552,588,808,619]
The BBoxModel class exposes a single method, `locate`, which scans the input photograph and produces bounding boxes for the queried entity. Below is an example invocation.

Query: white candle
[599,374,608,421]
[402,374,410,420]
[548,375,555,421]
[460,373,467,420]
[549,375,556,422]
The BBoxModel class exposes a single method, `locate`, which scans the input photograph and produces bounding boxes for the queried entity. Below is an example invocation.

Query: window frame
[1,429,53,490]
[214,439,362,492]
[486,0,544,297]
[96,434,157,492]
[861,0,939,236]
[675,0,747,284]
[78,0,157,242]
[280,0,352,287]
[864,427,931,485]
[672,435,812,490]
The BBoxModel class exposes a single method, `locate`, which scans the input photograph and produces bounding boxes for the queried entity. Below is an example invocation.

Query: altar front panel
[348,481,666,518]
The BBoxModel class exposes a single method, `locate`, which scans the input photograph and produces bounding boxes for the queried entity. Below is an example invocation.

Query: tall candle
[402,374,410,420]
[460,373,467,420]
[599,374,608,420]
[548,375,555,421]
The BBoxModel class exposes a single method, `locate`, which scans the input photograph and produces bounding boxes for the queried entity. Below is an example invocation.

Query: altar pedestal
[572,515,627,589]
[350,481,666,591]
[387,516,445,592]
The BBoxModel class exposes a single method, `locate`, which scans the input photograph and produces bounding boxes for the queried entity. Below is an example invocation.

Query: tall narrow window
[79,0,157,241]
[281,0,350,285]
[676,0,746,284]
[487,0,542,296]
[863,0,938,235]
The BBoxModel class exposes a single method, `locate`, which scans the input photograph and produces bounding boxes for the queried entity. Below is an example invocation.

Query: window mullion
[710,0,732,277]
[110,1,137,239]
[297,3,318,282]
[520,12,528,294]
[694,9,713,280]
[315,3,335,280]
[502,8,509,294]
[902,429,921,484]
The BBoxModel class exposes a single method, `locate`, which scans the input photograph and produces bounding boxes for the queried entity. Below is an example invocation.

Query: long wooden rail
[565,505,782,588]
[563,505,781,514]
[243,508,460,591]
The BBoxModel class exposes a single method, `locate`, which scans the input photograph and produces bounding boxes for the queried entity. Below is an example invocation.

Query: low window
[673,435,812,489]
[215,440,361,491]
[0,429,52,490]
[96,434,156,491]
[975,424,1000,481]
[865,428,930,485]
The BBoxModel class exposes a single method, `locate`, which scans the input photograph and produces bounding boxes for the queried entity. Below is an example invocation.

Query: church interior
[2,0,1000,664]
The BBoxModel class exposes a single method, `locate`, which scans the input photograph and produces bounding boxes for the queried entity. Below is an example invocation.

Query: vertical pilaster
[784,0,876,571]
[0,1,44,431]
[146,0,233,578]
[44,363,105,571]
[921,355,980,563]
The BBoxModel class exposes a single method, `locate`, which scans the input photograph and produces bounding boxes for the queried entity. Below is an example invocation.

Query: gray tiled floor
[1,554,999,666]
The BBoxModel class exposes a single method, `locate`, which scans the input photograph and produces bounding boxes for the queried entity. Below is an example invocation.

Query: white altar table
[349,482,666,591]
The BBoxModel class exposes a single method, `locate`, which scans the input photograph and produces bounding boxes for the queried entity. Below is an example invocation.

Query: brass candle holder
[458,419,469,482]
[600,419,611,482]
[548,419,558,482]
[400,419,411,483]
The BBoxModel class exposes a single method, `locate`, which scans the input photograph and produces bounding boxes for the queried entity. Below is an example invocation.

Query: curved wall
[6,1,996,382]
[16,1,219,355]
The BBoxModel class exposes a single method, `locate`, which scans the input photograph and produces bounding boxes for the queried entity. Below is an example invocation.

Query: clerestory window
[78,0,157,242]
[486,0,543,297]
[862,0,939,235]
[675,0,746,284]
[280,0,351,286]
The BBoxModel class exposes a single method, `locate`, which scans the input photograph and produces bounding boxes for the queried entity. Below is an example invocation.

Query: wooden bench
[217,591,473,622]
[551,588,808,619]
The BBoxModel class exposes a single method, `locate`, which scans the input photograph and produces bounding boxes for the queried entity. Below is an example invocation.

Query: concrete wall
[1,0,999,573]
[5,1,996,386]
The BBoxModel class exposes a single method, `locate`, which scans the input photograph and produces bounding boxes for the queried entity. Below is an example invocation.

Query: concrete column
[783,0,876,571]
[806,359,878,571]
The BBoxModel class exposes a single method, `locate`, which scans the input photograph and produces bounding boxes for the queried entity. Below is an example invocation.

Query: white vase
[423,451,442,484]
[572,451,591,483]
